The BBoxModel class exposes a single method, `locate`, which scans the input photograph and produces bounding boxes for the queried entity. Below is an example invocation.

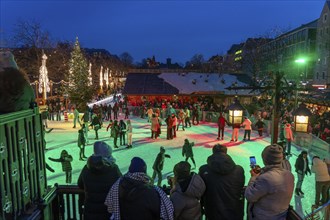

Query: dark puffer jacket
[199,153,245,220]
[78,156,122,220]
[119,177,161,220]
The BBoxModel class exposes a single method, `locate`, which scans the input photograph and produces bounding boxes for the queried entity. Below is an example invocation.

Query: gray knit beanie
[262,144,283,165]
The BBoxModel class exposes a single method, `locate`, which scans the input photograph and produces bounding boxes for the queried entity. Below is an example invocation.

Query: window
[324,14,328,23]
[317,72,319,79]
[322,72,325,79]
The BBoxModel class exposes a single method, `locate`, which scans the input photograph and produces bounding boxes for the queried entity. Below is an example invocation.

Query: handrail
[304,200,330,220]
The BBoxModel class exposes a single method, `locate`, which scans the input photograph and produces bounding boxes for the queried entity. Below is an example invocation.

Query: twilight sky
[0,0,326,64]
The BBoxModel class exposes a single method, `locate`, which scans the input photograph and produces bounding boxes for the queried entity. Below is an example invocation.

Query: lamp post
[292,103,312,133]
[227,98,245,125]
[294,58,306,109]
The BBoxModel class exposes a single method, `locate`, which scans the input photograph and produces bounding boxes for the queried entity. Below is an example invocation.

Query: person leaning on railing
[0,51,36,114]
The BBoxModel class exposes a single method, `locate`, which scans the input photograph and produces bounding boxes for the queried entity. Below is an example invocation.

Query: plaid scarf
[105,172,174,220]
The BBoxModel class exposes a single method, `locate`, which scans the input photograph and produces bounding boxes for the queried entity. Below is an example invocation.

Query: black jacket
[119,177,160,220]
[199,153,245,220]
[295,153,311,174]
[78,156,122,220]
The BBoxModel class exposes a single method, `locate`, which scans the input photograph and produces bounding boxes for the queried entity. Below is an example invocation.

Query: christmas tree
[66,37,94,110]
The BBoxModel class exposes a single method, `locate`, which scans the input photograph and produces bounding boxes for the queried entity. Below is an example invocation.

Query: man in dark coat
[105,157,174,220]
[199,144,245,220]
[295,151,311,196]
[78,141,122,220]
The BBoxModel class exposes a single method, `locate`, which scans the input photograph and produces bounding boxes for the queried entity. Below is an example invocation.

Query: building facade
[259,20,318,82]
[314,0,330,88]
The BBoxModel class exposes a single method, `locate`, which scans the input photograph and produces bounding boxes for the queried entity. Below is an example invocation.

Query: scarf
[104,172,174,220]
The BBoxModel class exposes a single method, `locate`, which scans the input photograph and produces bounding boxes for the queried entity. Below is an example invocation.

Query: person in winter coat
[119,120,127,146]
[166,115,174,140]
[231,122,241,142]
[78,141,122,220]
[146,107,154,122]
[172,114,178,138]
[48,150,73,184]
[295,151,311,196]
[311,156,330,206]
[184,107,192,128]
[245,144,294,220]
[0,51,36,114]
[284,122,294,155]
[192,105,199,125]
[199,144,245,220]
[111,120,120,148]
[112,103,119,120]
[217,113,228,140]
[255,118,266,137]
[90,114,102,140]
[170,161,206,220]
[176,109,186,131]
[151,114,160,139]
[78,124,87,160]
[126,119,133,149]
[182,139,196,169]
[241,116,252,141]
[152,146,171,186]
[104,157,174,220]
[73,107,80,128]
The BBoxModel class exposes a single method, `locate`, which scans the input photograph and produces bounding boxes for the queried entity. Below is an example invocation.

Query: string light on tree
[105,67,109,87]
[99,65,103,89]
[88,62,93,86]
[39,53,50,101]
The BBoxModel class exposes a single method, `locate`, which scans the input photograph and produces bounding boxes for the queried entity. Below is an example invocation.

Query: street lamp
[227,98,245,124]
[294,58,307,109]
[292,103,312,133]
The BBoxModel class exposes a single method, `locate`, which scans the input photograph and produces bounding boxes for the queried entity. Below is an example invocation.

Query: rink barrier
[41,184,85,220]
[0,107,48,220]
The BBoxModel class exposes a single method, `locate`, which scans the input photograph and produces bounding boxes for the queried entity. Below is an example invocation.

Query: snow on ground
[45,113,316,218]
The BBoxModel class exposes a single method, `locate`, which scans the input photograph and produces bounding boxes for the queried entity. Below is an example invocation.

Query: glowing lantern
[292,103,312,133]
[227,98,245,125]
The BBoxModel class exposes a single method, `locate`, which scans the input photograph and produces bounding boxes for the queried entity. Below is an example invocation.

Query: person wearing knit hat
[78,141,121,219]
[261,144,283,165]
[93,141,116,164]
[245,144,294,219]
[0,51,36,114]
[129,157,147,173]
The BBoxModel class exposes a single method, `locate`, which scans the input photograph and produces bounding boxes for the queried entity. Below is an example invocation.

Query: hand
[250,169,260,177]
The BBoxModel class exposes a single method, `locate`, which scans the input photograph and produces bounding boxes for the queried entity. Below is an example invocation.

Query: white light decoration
[105,67,109,87]
[99,65,103,88]
[38,53,50,100]
[88,62,93,86]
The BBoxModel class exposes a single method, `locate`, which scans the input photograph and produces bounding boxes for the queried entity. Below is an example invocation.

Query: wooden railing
[0,108,47,220]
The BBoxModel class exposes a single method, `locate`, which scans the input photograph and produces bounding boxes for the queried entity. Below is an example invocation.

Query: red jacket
[218,116,227,128]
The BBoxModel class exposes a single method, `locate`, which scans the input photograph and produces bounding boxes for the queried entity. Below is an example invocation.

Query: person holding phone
[245,144,294,219]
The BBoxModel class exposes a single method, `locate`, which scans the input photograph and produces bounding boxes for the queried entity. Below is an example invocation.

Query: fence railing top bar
[0,108,39,124]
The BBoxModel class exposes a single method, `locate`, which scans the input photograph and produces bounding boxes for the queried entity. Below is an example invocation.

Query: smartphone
[250,156,257,168]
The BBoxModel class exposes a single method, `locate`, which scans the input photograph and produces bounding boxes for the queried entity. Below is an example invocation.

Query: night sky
[0,0,325,64]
